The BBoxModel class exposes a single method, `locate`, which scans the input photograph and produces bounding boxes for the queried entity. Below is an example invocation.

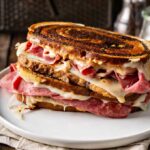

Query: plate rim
[0,67,150,149]
[0,110,150,149]
[0,114,150,142]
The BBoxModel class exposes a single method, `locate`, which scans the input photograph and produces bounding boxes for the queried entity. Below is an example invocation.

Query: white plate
[0,68,150,149]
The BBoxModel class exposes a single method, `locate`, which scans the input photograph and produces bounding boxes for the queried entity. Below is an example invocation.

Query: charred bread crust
[18,55,141,102]
[16,94,80,112]
[17,62,118,101]
[27,22,150,64]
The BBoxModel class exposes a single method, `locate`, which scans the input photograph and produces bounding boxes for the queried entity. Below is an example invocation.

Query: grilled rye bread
[17,64,90,96]
[27,22,150,64]
[16,22,150,104]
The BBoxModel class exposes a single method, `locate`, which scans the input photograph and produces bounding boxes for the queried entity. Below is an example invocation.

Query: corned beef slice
[116,72,150,93]
[0,70,131,118]
[26,42,61,64]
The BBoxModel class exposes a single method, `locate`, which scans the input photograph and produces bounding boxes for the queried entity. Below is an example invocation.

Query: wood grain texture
[0,33,11,70]
[0,33,14,149]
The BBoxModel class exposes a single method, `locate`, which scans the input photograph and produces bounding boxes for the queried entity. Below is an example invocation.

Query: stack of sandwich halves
[1,22,150,118]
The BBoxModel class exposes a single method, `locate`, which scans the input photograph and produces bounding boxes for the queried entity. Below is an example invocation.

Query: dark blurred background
[1,0,150,32]
[0,0,150,71]
[0,0,117,32]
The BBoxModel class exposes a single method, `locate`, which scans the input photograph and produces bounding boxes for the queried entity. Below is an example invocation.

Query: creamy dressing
[26,96,61,107]
[29,37,40,44]
[74,59,135,76]
[16,96,66,112]
[33,82,90,101]
[16,42,27,56]
[70,68,126,103]
[129,58,140,62]
[74,59,91,68]
[17,42,150,80]
[18,67,90,101]
[26,54,46,63]
[43,46,56,58]
[54,61,69,72]
[25,95,42,107]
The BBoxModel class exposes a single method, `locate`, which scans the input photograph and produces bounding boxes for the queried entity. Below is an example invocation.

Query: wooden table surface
[0,32,26,150]
[0,32,26,71]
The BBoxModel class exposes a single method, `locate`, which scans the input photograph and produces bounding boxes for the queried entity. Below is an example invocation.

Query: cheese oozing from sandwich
[70,68,126,103]
[16,42,150,103]
[17,68,90,101]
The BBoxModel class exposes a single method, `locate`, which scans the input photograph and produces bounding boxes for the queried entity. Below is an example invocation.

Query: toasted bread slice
[17,56,140,102]
[17,63,117,101]
[17,64,90,96]
[27,22,150,64]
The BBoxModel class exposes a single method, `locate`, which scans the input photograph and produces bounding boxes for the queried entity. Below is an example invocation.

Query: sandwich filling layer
[1,65,150,118]
[16,42,150,103]
[0,67,90,101]
[0,64,150,118]
[1,22,150,119]
[16,94,132,118]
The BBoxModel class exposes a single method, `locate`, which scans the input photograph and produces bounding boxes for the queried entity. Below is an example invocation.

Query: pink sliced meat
[43,54,61,64]
[53,98,131,118]
[0,71,17,93]
[115,72,139,89]
[23,42,61,64]
[26,44,43,57]
[125,73,150,93]
[116,72,150,94]
[72,62,96,76]
[10,64,17,72]
[0,71,62,98]
[0,70,132,118]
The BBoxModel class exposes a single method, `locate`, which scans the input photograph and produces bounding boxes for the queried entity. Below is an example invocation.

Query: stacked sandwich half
[1,22,150,118]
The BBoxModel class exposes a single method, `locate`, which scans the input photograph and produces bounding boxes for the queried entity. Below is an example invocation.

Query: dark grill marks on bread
[28,22,149,64]
[18,65,90,96]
